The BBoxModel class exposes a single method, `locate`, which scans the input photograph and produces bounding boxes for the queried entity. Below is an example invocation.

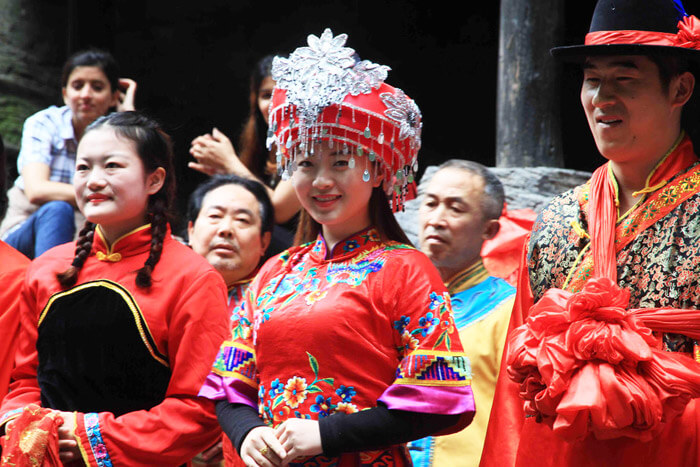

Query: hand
[274,418,322,465]
[240,426,286,467]
[189,128,248,176]
[57,411,80,464]
[198,439,224,464]
[117,78,138,111]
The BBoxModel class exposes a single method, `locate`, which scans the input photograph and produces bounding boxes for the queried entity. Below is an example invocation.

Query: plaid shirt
[14,105,78,191]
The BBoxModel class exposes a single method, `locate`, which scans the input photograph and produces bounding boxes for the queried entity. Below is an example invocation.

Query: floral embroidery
[256,352,368,425]
[230,301,251,340]
[85,413,113,467]
[343,239,360,252]
[283,377,308,409]
[429,292,455,351]
[310,395,334,417]
[335,401,359,414]
[336,385,356,401]
[305,290,328,305]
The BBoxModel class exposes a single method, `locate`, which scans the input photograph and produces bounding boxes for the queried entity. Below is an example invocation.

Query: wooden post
[496,0,564,168]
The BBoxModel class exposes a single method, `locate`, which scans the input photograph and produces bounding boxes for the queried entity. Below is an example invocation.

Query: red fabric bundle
[1,404,63,467]
[506,164,700,442]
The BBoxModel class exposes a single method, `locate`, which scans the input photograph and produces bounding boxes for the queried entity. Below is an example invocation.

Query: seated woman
[199,29,475,467]
[189,54,299,256]
[0,48,137,258]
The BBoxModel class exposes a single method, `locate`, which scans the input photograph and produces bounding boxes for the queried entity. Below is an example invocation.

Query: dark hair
[647,53,690,92]
[294,186,411,246]
[56,111,176,289]
[187,174,274,238]
[647,53,700,144]
[436,159,505,220]
[61,48,120,93]
[238,55,276,181]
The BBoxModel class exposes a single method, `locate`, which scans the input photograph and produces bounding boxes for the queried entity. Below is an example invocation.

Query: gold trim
[39,279,169,368]
[406,350,469,358]
[562,242,591,291]
[73,412,91,466]
[445,261,488,295]
[393,379,472,387]
[639,130,685,193]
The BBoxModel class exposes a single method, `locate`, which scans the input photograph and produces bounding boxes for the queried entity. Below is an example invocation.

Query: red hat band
[585,14,700,48]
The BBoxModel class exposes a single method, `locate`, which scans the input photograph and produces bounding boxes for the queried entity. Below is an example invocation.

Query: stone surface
[0,0,67,189]
[395,165,591,246]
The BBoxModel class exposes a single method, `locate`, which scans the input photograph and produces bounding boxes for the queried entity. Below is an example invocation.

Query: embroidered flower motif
[305,290,328,306]
[343,239,360,252]
[381,88,422,144]
[310,395,335,417]
[269,378,284,397]
[418,312,439,337]
[273,405,291,425]
[335,385,357,402]
[283,377,308,409]
[394,315,410,333]
[335,402,359,414]
[327,258,385,287]
[400,329,420,352]
[428,291,447,310]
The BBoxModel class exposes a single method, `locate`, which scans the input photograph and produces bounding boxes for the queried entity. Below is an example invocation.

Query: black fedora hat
[551,0,700,60]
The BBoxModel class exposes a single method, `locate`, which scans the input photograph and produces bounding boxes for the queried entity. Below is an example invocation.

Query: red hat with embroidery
[267,29,422,211]
[551,0,700,60]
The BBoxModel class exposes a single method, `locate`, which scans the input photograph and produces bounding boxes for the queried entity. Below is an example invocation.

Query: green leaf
[434,332,446,349]
[307,352,319,376]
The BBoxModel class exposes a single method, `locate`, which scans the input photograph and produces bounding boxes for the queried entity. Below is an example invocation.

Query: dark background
[46,0,698,229]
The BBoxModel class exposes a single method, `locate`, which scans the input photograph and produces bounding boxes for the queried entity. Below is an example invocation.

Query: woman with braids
[198,30,475,467]
[0,111,229,466]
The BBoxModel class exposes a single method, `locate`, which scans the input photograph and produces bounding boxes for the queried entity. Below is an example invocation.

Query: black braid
[56,221,96,288]
[135,198,168,288]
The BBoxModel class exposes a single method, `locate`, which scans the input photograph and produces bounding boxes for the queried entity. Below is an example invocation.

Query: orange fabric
[0,241,29,402]
[0,404,62,466]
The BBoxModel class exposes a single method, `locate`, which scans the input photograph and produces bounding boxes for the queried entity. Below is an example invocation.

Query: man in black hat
[482,1,700,466]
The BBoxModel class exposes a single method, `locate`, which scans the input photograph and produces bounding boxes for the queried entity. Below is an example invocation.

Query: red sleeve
[70,269,229,467]
[0,244,29,403]
[480,236,533,467]
[0,266,42,429]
